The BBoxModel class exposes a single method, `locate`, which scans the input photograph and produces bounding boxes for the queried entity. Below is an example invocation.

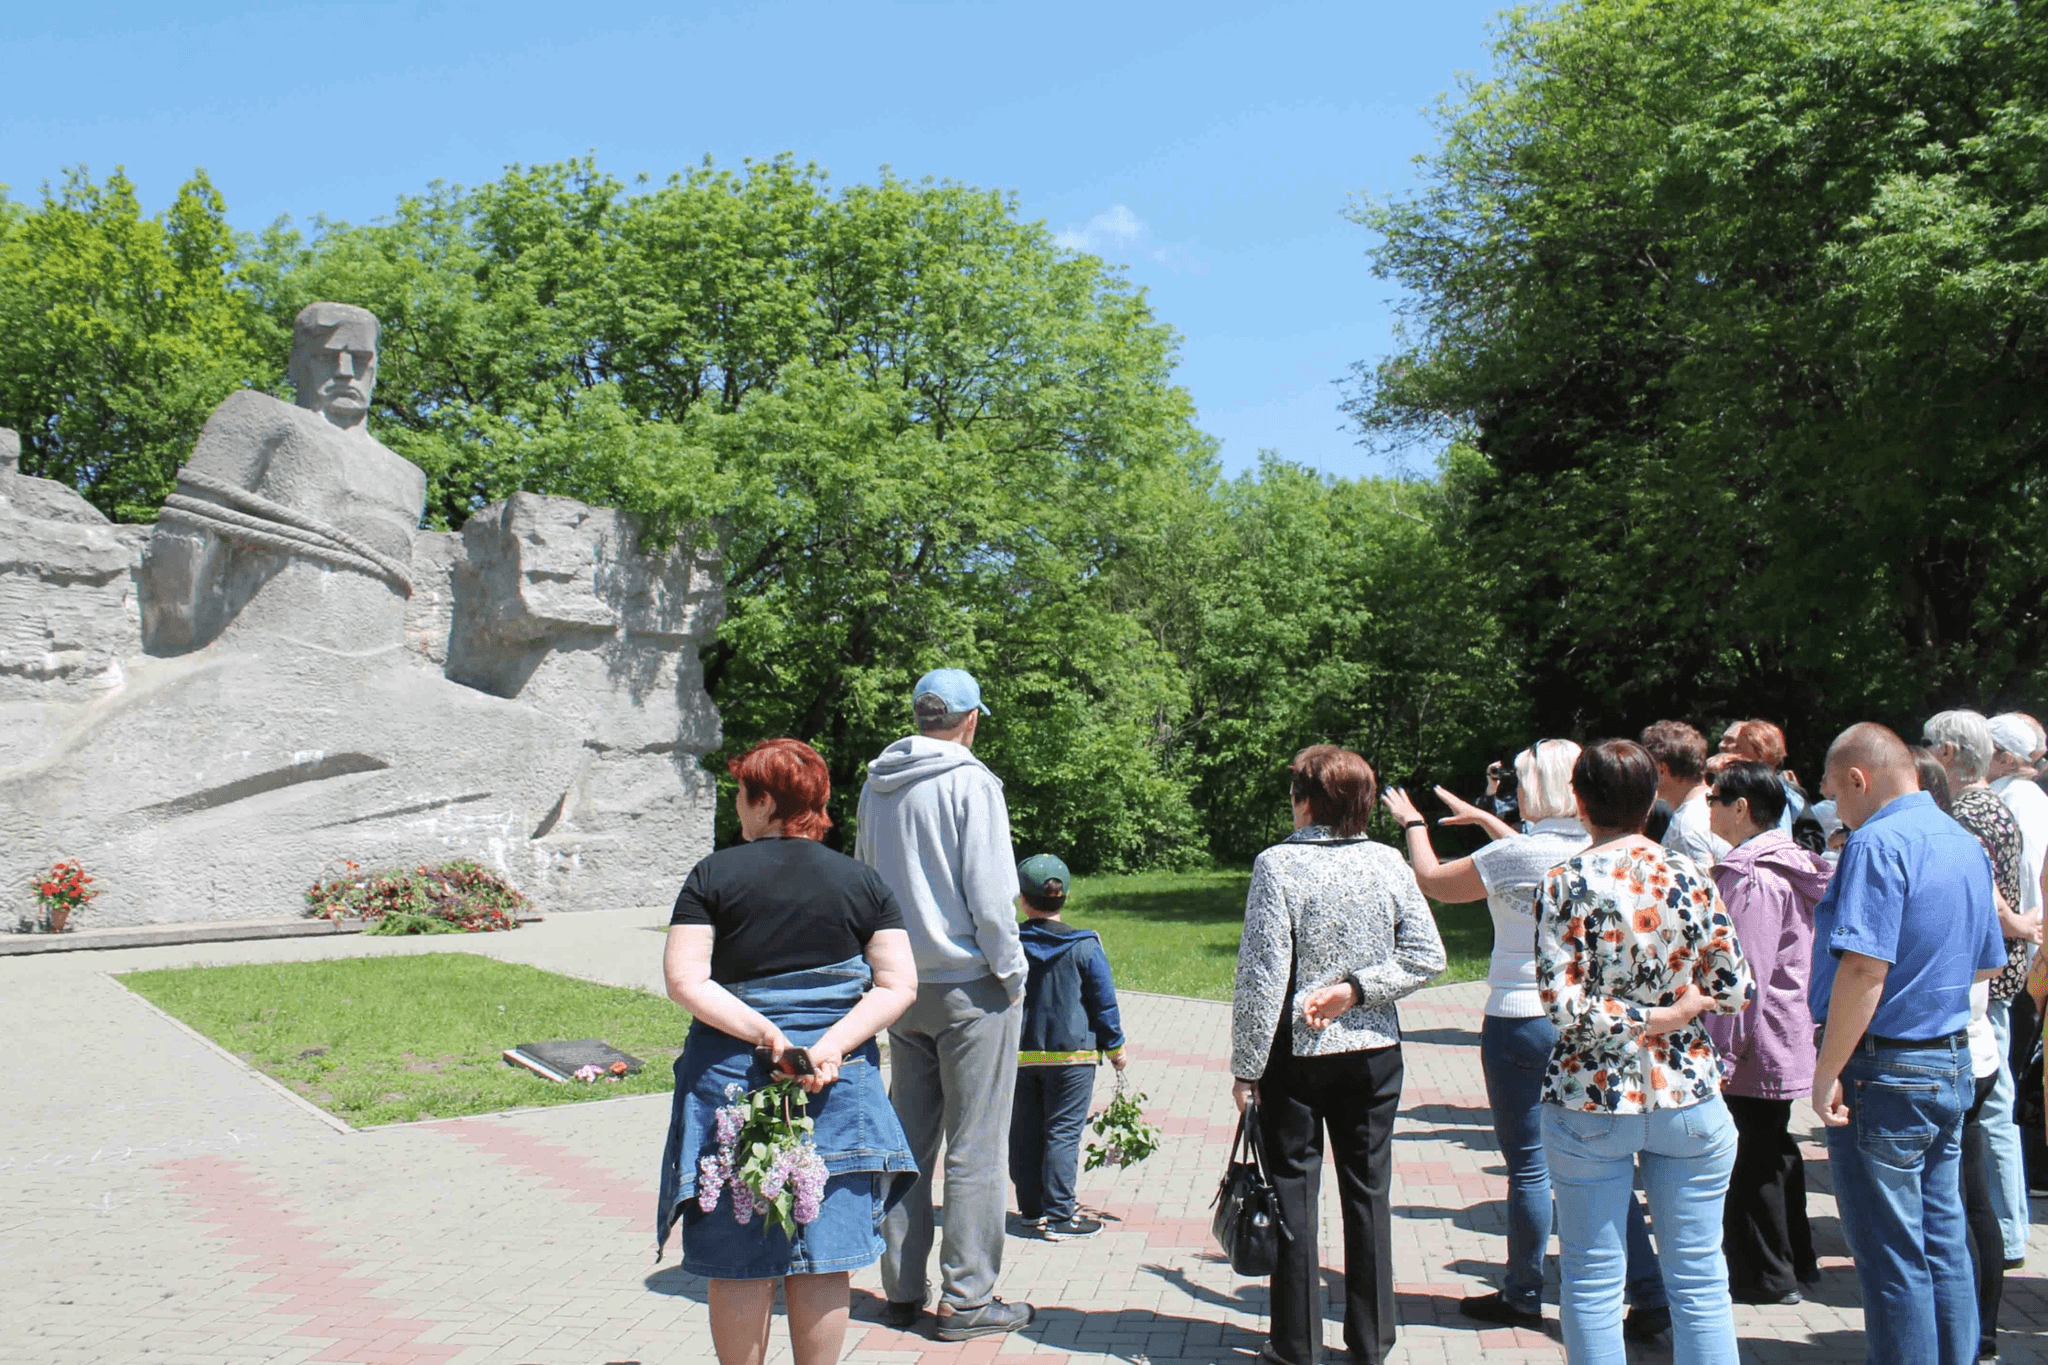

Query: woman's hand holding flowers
[797,1042,843,1094]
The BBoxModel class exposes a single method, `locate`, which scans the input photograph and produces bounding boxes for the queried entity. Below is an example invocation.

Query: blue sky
[3,1,1505,480]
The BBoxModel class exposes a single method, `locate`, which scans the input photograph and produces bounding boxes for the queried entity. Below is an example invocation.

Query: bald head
[1825,722,1917,830]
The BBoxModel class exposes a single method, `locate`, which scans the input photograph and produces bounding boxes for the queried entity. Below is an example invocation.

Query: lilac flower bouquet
[696,1079,830,1237]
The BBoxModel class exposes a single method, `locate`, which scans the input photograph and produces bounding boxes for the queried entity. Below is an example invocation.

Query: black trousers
[1256,1023,1403,1365]
[1963,1071,2004,1358]
[1722,1095,1816,1297]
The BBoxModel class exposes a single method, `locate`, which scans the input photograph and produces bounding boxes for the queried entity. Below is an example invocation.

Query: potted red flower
[34,860,98,932]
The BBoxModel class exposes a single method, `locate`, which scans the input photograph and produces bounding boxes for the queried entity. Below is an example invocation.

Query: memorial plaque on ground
[504,1039,645,1082]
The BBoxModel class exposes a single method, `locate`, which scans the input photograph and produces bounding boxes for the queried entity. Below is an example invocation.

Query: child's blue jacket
[1017,918,1126,1064]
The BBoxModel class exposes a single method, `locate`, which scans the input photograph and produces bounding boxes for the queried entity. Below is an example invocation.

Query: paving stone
[5,912,2046,1361]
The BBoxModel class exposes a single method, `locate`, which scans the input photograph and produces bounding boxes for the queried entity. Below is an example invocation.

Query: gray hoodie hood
[864,734,995,795]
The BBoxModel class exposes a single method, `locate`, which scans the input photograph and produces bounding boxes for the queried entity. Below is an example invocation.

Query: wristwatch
[1401,819,1426,831]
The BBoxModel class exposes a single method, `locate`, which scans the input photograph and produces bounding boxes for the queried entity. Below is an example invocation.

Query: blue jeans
[1985,998,2029,1260]
[1826,1034,1977,1365]
[1543,1098,1739,1365]
[1009,1064,1095,1221]
[1481,1014,1667,1313]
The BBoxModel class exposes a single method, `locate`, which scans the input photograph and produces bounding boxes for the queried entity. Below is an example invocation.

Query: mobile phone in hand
[754,1045,817,1077]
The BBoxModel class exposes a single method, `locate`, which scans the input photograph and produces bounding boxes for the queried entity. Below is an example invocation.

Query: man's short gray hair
[914,695,973,733]
[1922,709,1993,782]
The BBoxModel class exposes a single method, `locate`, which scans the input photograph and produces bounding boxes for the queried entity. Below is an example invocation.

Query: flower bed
[305,859,530,934]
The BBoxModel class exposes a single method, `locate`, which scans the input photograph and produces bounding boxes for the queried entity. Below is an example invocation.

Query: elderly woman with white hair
[1383,742,1670,1336]
[1961,710,2048,1271]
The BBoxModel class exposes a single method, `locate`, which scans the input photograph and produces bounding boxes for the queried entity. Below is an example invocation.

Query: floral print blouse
[1534,840,1754,1113]
[1950,786,2029,1002]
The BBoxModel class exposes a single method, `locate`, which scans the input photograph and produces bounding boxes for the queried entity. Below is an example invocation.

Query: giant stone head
[288,302,380,430]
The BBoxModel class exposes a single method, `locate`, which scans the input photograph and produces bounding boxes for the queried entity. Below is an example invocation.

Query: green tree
[257,158,1211,867]
[1117,454,1524,862]
[1352,0,2048,757]
[0,167,280,520]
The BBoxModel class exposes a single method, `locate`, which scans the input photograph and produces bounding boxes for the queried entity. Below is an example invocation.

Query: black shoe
[1732,1287,1803,1306]
[2003,1256,2026,1271]
[1042,1215,1103,1240]
[1623,1305,1671,1340]
[1458,1291,1543,1327]
[934,1298,1034,1341]
[879,1299,923,1329]
[1799,1267,1823,1288]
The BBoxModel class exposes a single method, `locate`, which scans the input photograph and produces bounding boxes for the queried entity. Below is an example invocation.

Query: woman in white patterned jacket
[1228,745,1448,1365]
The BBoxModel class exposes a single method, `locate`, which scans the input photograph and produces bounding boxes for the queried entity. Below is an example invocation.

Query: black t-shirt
[670,837,905,984]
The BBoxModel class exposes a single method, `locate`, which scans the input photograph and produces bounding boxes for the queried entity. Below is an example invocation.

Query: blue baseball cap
[912,668,990,717]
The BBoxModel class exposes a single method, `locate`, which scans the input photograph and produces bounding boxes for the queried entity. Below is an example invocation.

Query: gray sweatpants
[880,974,1022,1311]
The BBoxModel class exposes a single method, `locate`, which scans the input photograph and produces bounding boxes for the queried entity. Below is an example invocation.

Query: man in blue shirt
[1809,723,2005,1365]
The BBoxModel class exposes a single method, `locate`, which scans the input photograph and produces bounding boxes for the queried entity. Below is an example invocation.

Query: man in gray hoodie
[856,668,1032,1341]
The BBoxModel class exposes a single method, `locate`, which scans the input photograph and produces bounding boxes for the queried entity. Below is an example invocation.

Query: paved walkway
[4,909,2045,1363]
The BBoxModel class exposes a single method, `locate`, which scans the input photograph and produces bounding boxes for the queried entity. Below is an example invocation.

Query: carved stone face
[288,304,381,431]
[293,338,377,429]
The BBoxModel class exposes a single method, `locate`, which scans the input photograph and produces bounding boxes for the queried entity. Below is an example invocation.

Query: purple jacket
[1703,831,1832,1100]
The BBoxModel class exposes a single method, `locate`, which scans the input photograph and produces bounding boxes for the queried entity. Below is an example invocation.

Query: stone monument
[0,303,722,929]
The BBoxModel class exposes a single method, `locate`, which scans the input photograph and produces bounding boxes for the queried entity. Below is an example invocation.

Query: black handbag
[1210,1102,1283,1276]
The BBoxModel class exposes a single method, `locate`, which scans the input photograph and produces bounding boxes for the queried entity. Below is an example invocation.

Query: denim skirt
[679,1167,888,1279]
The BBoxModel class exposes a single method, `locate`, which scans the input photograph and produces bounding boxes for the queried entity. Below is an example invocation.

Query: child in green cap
[1010,852,1127,1239]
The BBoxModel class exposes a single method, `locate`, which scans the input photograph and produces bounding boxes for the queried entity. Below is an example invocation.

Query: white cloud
[1053,203,1207,275]
[1055,203,1149,254]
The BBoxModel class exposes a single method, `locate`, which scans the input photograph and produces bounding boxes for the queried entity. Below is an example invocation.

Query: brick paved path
[4,910,2045,1363]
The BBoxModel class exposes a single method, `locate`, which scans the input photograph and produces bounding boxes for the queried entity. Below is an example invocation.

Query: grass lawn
[1059,869,1492,1002]
[121,953,686,1126]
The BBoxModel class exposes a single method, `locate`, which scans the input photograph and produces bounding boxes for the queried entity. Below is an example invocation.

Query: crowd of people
[654,667,2048,1365]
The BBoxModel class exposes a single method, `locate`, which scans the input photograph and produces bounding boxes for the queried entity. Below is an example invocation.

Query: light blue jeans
[1543,1098,1739,1365]
[1480,1015,1667,1313]
[1985,998,2029,1261]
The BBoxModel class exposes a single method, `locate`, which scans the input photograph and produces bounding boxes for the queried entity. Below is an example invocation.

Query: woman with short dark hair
[1535,739,1753,1364]
[659,738,922,1365]
[1384,741,1669,1332]
[1702,761,1830,1306]
[1229,745,1447,1365]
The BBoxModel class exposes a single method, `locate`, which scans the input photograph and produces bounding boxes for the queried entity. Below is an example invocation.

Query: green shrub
[305,859,529,933]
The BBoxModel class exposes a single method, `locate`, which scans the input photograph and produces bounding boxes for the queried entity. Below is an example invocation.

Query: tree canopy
[1352,0,2048,758]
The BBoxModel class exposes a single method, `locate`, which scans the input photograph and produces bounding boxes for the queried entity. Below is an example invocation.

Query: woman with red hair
[658,738,920,1365]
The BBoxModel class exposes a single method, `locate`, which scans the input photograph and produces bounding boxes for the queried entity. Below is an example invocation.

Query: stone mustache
[0,303,722,929]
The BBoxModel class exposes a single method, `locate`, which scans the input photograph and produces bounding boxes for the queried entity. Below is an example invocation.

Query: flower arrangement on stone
[1083,1078,1161,1171]
[33,859,98,932]
[696,1079,830,1237]
[573,1061,633,1083]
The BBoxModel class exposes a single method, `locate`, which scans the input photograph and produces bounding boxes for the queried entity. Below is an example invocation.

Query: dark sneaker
[1008,1213,1049,1237]
[879,1299,923,1329]
[1732,1287,1803,1306]
[935,1298,1034,1341]
[1042,1216,1103,1240]
[1624,1305,1671,1340]
[1799,1267,1823,1288]
[1458,1291,1542,1327]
